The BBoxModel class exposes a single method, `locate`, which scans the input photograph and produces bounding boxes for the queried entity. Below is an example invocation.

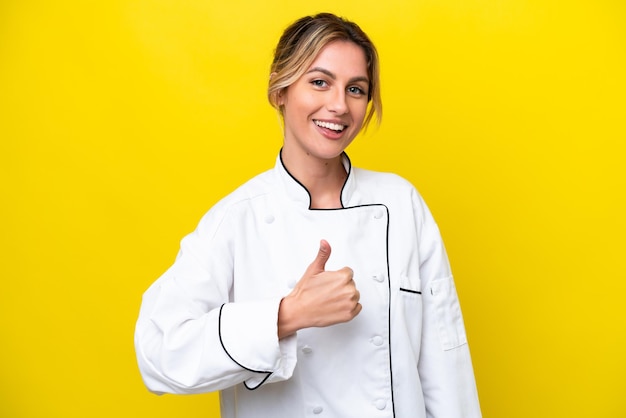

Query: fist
[277,240,362,338]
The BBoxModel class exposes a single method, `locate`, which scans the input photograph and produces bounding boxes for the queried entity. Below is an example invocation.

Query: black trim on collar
[278,148,351,210]
[339,152,352,207]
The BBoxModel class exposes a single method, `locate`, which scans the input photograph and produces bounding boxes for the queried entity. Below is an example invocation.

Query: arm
[413,190,482,417]
[134,206,297,394]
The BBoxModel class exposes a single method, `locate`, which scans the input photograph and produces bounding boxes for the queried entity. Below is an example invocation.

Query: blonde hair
[268,13,382,129]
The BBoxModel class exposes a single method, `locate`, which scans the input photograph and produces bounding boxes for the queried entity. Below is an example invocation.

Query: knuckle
[339,267,353,280]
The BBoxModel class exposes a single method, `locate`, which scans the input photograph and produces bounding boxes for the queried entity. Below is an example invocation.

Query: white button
[374,399,387,410]
[301,346,313,354]
[264,214,275,224]
[313,406,323,414]
[374,209,384,219]
[373,273,385,283]
[371,336,384,346]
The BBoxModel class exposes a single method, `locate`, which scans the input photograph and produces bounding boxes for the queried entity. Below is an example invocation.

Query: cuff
[219,298,298,389]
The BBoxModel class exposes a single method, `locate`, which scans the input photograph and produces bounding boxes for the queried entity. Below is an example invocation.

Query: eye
[311,79,328,88]
[347,86,367,97]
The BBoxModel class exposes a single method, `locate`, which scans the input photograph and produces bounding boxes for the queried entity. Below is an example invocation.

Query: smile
[314,120,346,132]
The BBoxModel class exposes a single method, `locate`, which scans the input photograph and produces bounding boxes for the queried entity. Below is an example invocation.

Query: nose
[326,88,348,115]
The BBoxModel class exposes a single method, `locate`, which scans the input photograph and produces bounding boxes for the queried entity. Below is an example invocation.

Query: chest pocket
[398,275,423,351]
[399,272,422,296]
[399,274,422,296]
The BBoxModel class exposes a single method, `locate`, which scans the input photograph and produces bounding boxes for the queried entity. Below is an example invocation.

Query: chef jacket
[134,152,481,418]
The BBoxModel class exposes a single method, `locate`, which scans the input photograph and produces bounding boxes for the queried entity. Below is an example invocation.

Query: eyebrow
[306,67,369,84]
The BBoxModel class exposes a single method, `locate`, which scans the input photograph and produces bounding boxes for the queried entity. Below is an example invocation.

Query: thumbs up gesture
[278,240,362,339]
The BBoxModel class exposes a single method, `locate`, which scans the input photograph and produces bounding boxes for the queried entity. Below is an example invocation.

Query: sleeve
[412,190,482,417]
[134,203,298,394]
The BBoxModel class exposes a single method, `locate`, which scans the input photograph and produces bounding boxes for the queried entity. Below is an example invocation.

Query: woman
[135,12,481,417]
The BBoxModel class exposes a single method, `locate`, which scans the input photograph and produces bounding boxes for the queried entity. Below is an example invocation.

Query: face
[279,40,370,164]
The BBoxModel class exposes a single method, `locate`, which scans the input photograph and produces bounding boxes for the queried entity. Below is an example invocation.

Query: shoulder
[214,169,276,209]
[353,167,418,195]
[351,166,433,221]
[194,168,276,235]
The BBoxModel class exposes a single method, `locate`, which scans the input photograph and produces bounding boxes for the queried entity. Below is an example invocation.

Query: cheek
[350,101,369,124]
[284,94,318,120]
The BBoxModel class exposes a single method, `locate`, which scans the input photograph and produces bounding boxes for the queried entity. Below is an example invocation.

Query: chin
[313,143,350,160]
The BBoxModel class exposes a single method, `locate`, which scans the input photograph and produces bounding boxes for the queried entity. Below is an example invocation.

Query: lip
[313,119,348,140]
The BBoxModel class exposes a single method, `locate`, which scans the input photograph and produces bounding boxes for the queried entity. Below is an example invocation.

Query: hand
[278,240,362,339]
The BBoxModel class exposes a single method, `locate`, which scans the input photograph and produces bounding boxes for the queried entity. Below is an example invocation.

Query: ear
[276,89,285,106]
[269,72,286,107]
[275,87,287,107]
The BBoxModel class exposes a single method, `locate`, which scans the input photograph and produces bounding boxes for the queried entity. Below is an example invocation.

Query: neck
[281,149,347,209]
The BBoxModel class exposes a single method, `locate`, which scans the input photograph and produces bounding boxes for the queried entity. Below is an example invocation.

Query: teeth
[314,120,345,131]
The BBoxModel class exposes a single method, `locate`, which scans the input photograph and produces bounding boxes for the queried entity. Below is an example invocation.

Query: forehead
[307,40,368,78]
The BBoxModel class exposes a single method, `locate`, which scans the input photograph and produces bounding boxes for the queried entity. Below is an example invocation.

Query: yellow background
[1,0,625,417]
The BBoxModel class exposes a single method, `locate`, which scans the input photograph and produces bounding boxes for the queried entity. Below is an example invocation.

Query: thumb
[308,239,331,273]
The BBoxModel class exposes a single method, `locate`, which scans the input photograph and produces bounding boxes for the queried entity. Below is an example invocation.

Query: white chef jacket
[135,152,481,418]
